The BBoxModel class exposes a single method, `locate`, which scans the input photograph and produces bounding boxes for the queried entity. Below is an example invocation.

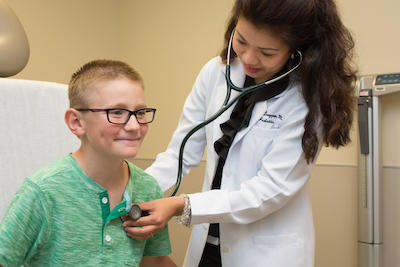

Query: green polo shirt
[0,154,171,267]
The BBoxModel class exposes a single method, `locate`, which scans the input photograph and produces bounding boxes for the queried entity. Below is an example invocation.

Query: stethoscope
[121,187,150,221]
[124,29,303,221]
[169,29,303,197]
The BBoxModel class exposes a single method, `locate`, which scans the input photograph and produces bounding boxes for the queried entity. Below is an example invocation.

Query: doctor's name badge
[260,113,283,126]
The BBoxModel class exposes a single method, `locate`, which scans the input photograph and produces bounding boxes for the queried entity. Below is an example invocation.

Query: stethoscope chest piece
[129,204,150,221]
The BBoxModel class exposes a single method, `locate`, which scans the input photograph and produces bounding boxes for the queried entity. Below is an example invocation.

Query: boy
[0,60,176,267]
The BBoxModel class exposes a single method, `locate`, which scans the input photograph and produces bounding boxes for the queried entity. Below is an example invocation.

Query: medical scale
[356,73,400,267]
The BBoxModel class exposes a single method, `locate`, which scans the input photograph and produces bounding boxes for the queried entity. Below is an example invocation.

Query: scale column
[357,88,383,267]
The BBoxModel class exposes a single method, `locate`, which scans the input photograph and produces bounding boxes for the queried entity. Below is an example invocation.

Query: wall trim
[133,158,400,169]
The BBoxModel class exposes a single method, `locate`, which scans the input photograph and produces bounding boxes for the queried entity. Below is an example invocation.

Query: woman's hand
[122,196,185,240]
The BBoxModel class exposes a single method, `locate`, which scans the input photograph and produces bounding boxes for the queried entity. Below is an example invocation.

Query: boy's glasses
[77,108,156,125]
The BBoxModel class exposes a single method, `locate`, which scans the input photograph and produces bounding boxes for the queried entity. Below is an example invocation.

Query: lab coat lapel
[221,59,269,149]
[231,101,267,147]
[211,61,246,144]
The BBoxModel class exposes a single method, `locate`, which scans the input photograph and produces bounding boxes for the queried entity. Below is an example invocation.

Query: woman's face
[232,17,291,84]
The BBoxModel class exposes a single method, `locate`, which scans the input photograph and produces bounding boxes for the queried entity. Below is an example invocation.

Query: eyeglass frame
[76,108,156,125]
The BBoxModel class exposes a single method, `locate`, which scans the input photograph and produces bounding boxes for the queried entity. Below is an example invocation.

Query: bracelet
[175,193,191,228]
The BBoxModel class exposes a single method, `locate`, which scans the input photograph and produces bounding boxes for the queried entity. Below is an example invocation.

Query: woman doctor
[123,0,357,266]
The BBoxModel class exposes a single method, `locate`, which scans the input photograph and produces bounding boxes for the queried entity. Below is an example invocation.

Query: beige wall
[7,0,121,83]
[118,0,235,159]
[5,0,400,266]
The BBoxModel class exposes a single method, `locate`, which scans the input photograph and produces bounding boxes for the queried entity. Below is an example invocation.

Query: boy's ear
[65,108,85,137]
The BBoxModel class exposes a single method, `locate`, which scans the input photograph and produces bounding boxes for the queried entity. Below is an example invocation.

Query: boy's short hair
[68,59,144,109]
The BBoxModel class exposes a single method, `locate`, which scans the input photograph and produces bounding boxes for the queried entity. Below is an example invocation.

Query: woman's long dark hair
[221,0,357,163]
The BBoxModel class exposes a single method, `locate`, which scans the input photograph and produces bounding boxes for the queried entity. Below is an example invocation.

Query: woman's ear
[65,108,85,137]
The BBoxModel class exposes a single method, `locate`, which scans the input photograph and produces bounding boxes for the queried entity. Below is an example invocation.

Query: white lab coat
[146,57,323,267]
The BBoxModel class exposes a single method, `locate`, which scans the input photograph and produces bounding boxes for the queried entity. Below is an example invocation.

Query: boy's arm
[139,256,176,267]
[0,179,49,266]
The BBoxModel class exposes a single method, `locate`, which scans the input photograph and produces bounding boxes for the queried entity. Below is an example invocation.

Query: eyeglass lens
[108,109,154,124]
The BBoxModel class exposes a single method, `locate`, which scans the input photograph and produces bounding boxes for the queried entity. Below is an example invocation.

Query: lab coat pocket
[249,124,278,138]
[252,234,307,266]
[253,234,297,245]
[244,126,278,161]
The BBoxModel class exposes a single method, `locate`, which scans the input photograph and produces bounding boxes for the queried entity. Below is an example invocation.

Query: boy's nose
[123,115,141,130]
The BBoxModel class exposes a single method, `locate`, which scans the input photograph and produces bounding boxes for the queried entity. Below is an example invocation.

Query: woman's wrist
[174,193,191,227]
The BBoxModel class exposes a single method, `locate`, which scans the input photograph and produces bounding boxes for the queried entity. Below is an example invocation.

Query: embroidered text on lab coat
[260,113,283,124]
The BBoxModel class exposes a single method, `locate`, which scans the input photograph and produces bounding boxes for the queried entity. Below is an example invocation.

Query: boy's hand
[122,196,185,240]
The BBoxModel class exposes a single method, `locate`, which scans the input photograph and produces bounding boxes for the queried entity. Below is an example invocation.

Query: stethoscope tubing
[169,30,302,197]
